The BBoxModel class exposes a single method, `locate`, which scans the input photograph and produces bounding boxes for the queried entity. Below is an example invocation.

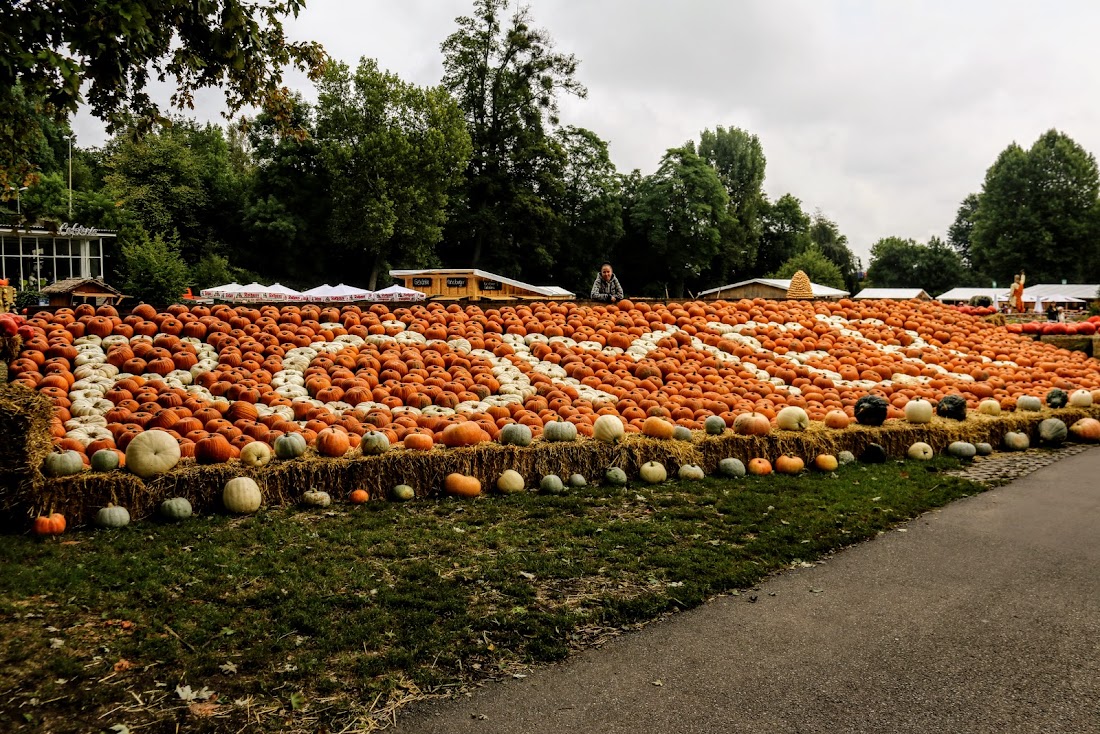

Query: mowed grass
[0,458,982,733]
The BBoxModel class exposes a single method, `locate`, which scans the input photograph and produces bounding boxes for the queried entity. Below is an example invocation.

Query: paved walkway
[392,447,1100,733]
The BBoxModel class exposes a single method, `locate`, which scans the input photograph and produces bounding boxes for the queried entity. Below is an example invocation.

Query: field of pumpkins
[3,296,1100,530]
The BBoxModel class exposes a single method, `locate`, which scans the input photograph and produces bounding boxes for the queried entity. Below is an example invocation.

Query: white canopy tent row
[199,282,428,303]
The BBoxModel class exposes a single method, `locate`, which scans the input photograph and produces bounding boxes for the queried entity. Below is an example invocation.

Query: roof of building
[853,288,931,300]
[935,287,1003,302]
[698,278,849,299]
[389,268,574,298]
[40,277,124,296]
[1020,283,1099,301]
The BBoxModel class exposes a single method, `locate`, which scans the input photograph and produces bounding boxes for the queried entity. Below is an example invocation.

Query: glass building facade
[0,227,116,288]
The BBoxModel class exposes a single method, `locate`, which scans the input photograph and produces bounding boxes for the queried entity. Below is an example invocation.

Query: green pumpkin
[677,464,705,480]
[704,415,727,435]
[1039,418,1067,446]
[274,433,308,460]
[861,443,888,463]
[390,484,415,502]
[567,473,587,488]
[542,420,577,443]
[359,431,390,456]
[948,441,977,459]
[1003,432,1030,451]
[837,450,856,465]
[499,423,533,447]
[94,504,130,529]
[1016,395,1042,412]
[936,394,968,421]
[604,466,628,486]
[159,497,193,521]
[854,395,889,426]
[975,442,993,456]
[717,458,746,477]
[672,425,693,441]
[90,449,120,472]
[539,474,565,494]
[1046,388,1068,409]
[42,450,84,477]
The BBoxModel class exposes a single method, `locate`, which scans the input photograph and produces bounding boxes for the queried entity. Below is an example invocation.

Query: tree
[550,127,624,294]
[631,147,731,298]
[947,193,980,268]
[808,211,858,290]
[119,228,191,306]
[865,235,972,296]
[970,130,1100,283]
[315,58,471,290]
[440,0,585,277]
[695,126,765,278]
[756,193,812,276]
[1,0,327,190]
[772,246,846,291]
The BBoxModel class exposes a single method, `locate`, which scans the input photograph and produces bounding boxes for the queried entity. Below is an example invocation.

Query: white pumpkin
[301,490,331,508]
[775,406,809,431]
[904,399,934,424]
[593,414,625,444]
[496,469,525,494]
[907,442,934,460]
[639,461,667,484]
[677,464,705,480]
[1069,389,1093,408]
[239,441,273,469]
[223,477,262,514]
[126,429,182,479]
[977,399,1001,416]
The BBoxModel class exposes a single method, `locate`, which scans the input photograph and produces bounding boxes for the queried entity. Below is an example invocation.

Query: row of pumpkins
[34,412,1098,536]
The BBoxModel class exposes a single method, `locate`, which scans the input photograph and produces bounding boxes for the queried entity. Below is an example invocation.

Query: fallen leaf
[652,680,663,686]
[289,691,306,711]
[109,725,130,734]
[809,587,824,594]
[188,702,220,717]
[49,638,64,649]
[219,662,238,675]
[113,659,133,673]
[518,571,535,580]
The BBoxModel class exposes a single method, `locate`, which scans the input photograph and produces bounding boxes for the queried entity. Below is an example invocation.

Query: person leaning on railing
[590,262,624,302]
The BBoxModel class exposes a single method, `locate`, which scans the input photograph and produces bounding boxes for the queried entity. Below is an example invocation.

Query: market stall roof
[852,288,931,300]
[935,287,1002,302]
[698,278,849,299]
[199,282,243,299]
[373,284,427,302]
[1021,283,1099,301]
[390,268,574,299]
[263,283,303,301]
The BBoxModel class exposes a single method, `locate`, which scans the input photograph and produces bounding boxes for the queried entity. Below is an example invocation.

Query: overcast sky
[74,0,1100,267]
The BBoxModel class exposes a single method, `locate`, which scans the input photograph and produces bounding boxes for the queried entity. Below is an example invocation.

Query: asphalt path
[392,447,1100,734]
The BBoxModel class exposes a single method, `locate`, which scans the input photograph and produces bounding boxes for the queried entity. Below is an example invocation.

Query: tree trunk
[368,253,382,291]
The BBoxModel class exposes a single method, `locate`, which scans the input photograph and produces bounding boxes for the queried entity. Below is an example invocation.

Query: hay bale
[0,383,55,529]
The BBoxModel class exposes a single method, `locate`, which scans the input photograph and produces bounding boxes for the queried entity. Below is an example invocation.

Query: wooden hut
[39,278,126,308]
[853,288,932,301]
[388,268,574,301]
[698,278,849,301]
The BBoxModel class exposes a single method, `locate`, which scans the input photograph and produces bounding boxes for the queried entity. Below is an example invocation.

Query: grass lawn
[0,457,983,733]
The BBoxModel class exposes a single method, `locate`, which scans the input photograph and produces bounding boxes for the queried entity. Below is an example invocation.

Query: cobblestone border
[946,443,1093,486]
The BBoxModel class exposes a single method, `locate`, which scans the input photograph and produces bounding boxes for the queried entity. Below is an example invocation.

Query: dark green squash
[936,394,968,421]
[854,395,889,426]
[1046,388,1068,409]
[861,443,888,463]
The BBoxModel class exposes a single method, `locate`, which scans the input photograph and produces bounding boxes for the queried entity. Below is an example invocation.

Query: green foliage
[865,235,972,296]
[14,290,44,310]
[772,245,846,291]
[190,253,236,292]
[696,126,765,278]
[119,227,191,306]
[808,211,859,290]
[1,0,326,190]
[756,193,812,276]
[947,193,980,269]
[970,130,1100,283]
[631,147,731,297]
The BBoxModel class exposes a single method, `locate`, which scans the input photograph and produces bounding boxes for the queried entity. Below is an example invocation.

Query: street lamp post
[68,135,74,219]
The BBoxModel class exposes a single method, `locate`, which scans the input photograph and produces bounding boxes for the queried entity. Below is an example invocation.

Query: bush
[14,290,44,310]
[119,228,191,307]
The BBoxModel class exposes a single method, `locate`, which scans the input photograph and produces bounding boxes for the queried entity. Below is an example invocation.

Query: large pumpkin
[718,458,746,477]
[1003,431,1030,451]
[1016,395,1042,412]
[774,455,804,474]
[441,422,489,448]
[593,414,625,443]
[359,431,390,455]
[904,399,934,424]
[703,415,726,436]
[274,433,307,460]
[316,427,351,457]
[159,497,193,521]
[496,469,525,494]
[639,461,667,483]
[94,504,131,529]
[223,477,262,514]
[775,406,808,431]
[543,420,577,443]
[444,472,481,498]
[42,450,84,477]
[641,417,674,440]
[1038,418,1067,446]
[1070,417,1100,442]
[854,395,889,426]
[126,429,181,479]
[733,412,770,436]
[498,423,533,447]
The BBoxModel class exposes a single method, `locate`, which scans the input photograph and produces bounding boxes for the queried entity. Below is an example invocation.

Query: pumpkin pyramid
[786,270,814,299]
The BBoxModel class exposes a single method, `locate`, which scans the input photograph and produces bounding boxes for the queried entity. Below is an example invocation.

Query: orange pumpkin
[440,422,489,448]
[403,432,434,451]
[641,416,675,440]
[734,412,771,436]
[747,458,773,476]
[444,473,482,498]
[316,427,351,457]
[348,489,370,504]
[34,512,66,536]
[774,455,805,475]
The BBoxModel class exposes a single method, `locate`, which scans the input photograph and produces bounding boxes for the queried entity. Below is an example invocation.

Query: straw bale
[0,383,55,530]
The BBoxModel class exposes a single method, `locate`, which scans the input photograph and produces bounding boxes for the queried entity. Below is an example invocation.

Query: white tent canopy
[263,283,303,301]
[374,284,426,302]
[199,282,243,299]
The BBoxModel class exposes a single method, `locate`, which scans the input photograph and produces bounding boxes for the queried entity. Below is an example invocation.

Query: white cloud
[71,0,1100,267]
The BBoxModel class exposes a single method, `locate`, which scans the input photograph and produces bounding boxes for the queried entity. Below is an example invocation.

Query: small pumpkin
[717,458,746,477]
[907,442,934,461]
[359,431,390,456]
[316,427,351,457]
[975,442,993,456]
[747,457,772,475]
[444,473,481,498]
[1038,418,1067,446]
[593,414,625,443]
[861,443,888,463]
[33,512,66,536]
[837,450,856,465]
[543,420,577,443]
[642,416,675,440]
[440,422,489,448]
[159,497,192,521]
[604,466,628,486]
[223,477,262,514]
[539,474,565,494]
[947,441,976,459]
[774,455,805,475]
[813,454,839,471]
[195,434,234,464]
[823,410,850,429]
[390,484,416,501]
[498,423,533,447]
[94,503,130,529]
[639,461,667,484]
[1069,389,1093,408]
[126,429,181,479]
[43,449,84,477]
[1046,388,1068,409]
[239,441,273,468]
[1003,431,1030,451]
[671,425,693,441]
[403,433,434,451]
[854,395,889,426]
[302,490,332,507]
[936,394,968,421]
[90,448,120,472]
[677,464,704,480]
[977,399,1001,416]
[496,469,525,494]
[1016,395,1043,412]
[1070,417,1100,442]
[568,473,587,487]
[904,399,933,424]
[733,412,771,436]
[274,432,308,460]
[703,415,726,435]
[776,406,809,431]
[349,488,370,504]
